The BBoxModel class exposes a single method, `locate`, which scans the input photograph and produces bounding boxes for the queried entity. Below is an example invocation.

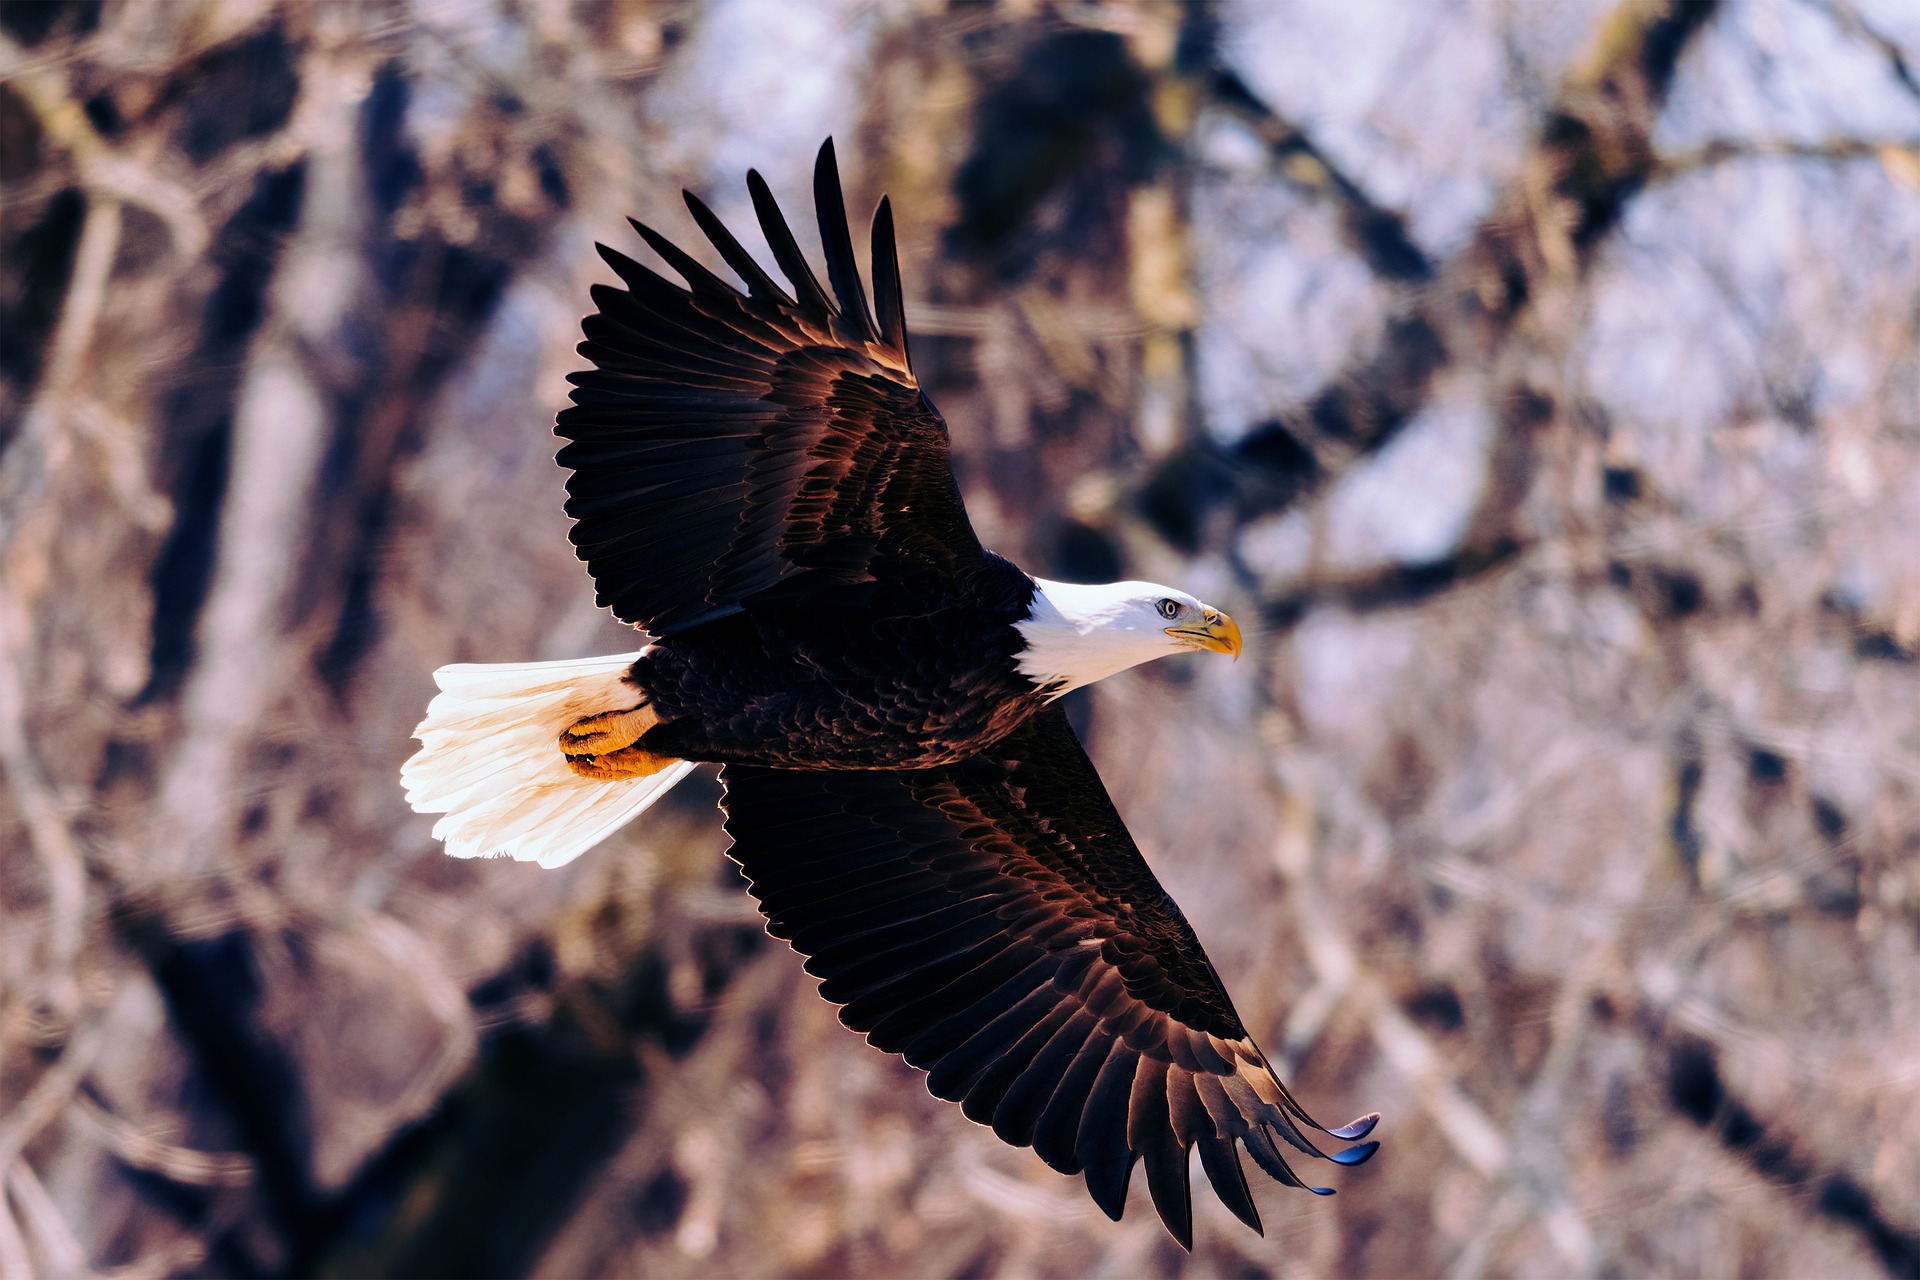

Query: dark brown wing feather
[556,139,983,634]
[719,707,1380,1247]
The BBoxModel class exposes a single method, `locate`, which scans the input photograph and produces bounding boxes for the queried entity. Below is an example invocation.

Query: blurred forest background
[4,0,1920,1275]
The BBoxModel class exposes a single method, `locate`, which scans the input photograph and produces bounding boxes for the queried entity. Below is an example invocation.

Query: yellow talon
[560,703,675,778]
[563,743,676,780]
[559,704,658,755]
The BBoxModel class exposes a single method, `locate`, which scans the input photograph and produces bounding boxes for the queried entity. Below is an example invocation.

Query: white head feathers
[1013,578,1241,697]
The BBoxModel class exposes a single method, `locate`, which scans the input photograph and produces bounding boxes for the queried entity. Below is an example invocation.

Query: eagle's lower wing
[719,707,1378,1247]
[556,140,983,634]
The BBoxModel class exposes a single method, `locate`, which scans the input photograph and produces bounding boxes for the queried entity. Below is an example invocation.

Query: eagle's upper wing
[555,140,983,634]
[719,707,1379,1247]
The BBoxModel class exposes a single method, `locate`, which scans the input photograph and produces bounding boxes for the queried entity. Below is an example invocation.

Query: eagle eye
[1156,598,1180,620]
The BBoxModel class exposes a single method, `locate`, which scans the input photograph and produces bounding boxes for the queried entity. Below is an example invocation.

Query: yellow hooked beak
[1166,608,1243,661]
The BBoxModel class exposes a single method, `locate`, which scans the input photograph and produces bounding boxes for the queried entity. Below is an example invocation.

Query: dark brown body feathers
[633,554,1048,770]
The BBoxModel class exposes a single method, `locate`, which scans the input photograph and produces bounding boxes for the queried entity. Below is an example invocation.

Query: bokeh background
[4,0,1920,1275]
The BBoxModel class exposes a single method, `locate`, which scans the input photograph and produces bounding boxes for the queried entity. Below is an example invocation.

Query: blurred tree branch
[1231,0,1720,511]
[1205,67,1435,284]
[1654,136,1920,181]
[1799,0,1920,105]
[0,31,208,260]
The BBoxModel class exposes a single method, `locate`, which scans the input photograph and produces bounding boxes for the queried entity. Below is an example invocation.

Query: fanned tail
[401,650,694,869]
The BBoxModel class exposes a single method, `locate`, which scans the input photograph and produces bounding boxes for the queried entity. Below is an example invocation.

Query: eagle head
[1014,578,1243,696]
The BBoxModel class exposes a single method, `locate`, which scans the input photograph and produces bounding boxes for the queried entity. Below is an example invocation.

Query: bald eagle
[403,141,1377,1247]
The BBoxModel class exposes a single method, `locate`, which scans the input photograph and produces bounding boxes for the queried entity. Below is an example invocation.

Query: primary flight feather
[402,139,1378,1247]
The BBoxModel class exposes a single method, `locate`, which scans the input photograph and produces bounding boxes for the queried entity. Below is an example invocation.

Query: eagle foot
[559,703,658,755]
[561,703,672,780]
[563,743,676,780]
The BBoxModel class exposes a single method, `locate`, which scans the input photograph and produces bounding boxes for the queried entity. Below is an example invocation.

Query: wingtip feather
[1083,1151,1135,1222]
[629,215,737,299]
[811,136,879,344]
[683,188,795,307]
[748,163,833,319]
[1196,1137,1263,1237]
[869,194,911,363]
[1327,1139,1379,1167]
[1326,1111,1381,1141]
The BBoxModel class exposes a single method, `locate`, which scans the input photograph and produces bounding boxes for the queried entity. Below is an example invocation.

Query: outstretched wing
[557,139,984,634]
[719,708,1379,1247]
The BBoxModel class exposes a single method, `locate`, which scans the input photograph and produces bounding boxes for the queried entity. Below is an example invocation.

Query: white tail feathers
[401,650,694,869]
